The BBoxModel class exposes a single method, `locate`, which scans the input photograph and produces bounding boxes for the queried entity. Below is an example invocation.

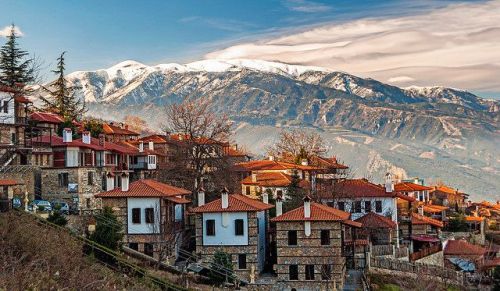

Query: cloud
[284,0,332,13]
[205,1,500,95]
[0,25,23,37]
[178,16,256,33]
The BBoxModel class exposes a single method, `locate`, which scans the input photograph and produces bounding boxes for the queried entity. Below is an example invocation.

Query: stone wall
[0,166,39,199]
[195,211,260,282]
[275,220,345,288]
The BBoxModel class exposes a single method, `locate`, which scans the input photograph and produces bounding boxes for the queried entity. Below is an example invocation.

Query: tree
[267,128,325,162]
[162,98,232,195]
[39,52,86,121]
[284,170,306,212]
[47,205,68,226]
[123,115,149,134]
[208,250,234,286]
[83,118,104,137]
[0,24,38,90]
[90,207,123,250]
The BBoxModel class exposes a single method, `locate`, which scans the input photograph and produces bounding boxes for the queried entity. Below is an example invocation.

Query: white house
[190,188,273,282]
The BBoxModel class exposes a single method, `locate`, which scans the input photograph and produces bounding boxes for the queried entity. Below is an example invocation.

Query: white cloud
[206,1,500,95]
[284,0,332,13]
[0,25,24,37]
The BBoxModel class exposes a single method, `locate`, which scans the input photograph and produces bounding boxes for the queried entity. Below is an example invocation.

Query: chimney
[121,173,129,192]
[385,173,394,193]
[268,155,275,161]
[301,158,308,166]
[197,187,205,206]
[417,205,424,216]
[148,141,154,151]
[262,191,269,204]
[98,133,105,146]
[125,125,129,130]
[221,187,229,209]
[303,195,311,218]
[475,205,479,217]
[139,141,144,152]
[276,195,283,217]
[82,131,91,144]
[63,128,72,143]
[106,172,115,190]
[251,173,257,183]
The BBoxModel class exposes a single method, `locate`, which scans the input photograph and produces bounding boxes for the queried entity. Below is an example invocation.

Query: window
[375,201,382,213]
[245,186,250,195]
[305,265,315,280]
[206,219,215,236]
[365,201,372,212]
[129,243,138,251]
[320,230,330,245]
[144,243,154,257]
[88,171,94,185]
[3,101,8,113]
[289,265,299,280]
[338,201,345,211]
[354,201,362,213]
[277,190,283,197]
[132,208,141,224]
[238,254,247,269]
[145,208,154,223]
[321,264,332,280]
[288,230,297,246]
[58,173,69,187]
[235,219,244,236]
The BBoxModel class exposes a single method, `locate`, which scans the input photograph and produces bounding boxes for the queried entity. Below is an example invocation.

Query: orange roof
[103,123,139,136]
[14,96,31,103]
[190,194,273,213]
[411,213,443,228]
[224,146,249,157]
[271,202,355,223]
[314,156,349,170]
[395,182,432,192]
[0,179,21,186]
[464,216,484,222]
[234,159,322,172]
[444,240,486,256]
[423,205,448,213]
[430,185,466,196]
[241,172,310,188]
[95,179,191,198]
[322,179,391,199]
[30,112,64,124]
[355,212,397,229]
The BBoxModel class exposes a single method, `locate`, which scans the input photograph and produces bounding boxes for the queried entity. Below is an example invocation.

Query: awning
[411,235,440,243]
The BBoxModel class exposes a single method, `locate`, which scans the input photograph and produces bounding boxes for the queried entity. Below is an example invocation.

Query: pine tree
[208,250,234,286]
[284,170,306,212]
[39,52,86,120]
[90,207,123,250]
[0,24,35,90]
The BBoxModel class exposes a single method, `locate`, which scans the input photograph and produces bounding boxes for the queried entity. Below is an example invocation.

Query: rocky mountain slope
[63,59,499,200]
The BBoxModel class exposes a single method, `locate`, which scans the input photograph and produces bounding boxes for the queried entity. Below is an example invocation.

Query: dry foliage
[0,211,158,290]
[267,128,325,161]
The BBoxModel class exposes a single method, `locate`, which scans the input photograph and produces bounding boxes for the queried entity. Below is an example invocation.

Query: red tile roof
[234,159,322,172]
[30,112,64,124]
[444,240,486,256]
[36,135,105,151]
[411,213,444,228]
[395,182,432,192]
[95,179,191,198]
[14,96,31,103]
[430,185,466,196]
[464,216,484,222]
[354,212,397,229]
[103,123,139,136]
[314,156,349,170]
[190,194,273,213]
[271,202,356,224]
[423,204,448,213]
[224,146,249,157]
[0,179,21,186]
[241,172,310,188]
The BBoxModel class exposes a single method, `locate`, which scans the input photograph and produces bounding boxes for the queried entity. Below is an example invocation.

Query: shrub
[208,250,234,286]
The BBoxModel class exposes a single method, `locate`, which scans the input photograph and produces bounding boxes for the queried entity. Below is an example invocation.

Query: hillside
[48,59,499,200]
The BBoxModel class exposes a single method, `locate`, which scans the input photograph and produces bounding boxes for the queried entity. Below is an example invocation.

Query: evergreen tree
[90,207,123,250]
[208,250,234,286]
[39,52,86,120]
[0,24,35,90]
[47,205,68,226]
[284,170,306,212]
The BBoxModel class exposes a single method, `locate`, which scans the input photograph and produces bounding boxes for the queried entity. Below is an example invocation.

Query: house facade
[240,171,310,200]
[190,190,273,281]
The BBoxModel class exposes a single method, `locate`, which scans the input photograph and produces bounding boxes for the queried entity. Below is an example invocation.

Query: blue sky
[1,0,498,98]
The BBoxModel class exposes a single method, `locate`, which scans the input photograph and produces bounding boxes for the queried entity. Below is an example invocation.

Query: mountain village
[1,76,499,291]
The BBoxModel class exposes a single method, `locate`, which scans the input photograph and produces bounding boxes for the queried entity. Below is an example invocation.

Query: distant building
[430,185,468,209]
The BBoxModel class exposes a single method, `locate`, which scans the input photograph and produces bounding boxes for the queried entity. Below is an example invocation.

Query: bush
[90,207,123,250]
[446,214,468,232]
[47,211,68,226]
[208,250,234,286]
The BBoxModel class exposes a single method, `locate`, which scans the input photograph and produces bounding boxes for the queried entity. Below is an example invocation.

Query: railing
[395,246,409,258]
[410,244,442,261]
[371,245,394,256]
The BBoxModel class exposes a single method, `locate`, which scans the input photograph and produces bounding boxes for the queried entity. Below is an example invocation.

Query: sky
[1,0,499,98]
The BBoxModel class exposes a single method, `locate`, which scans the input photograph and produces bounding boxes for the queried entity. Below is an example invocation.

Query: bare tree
[267,128,325,162]
[162,98,232,195]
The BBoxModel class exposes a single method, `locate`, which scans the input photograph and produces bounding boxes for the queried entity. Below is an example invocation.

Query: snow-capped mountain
[60,59,499,200]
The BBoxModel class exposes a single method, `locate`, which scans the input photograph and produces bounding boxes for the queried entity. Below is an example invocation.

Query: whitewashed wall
[202,212,248,246]
[127,197,161,234]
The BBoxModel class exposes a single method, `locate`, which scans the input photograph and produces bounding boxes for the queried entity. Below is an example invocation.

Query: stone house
[240,171,310,200]
[190,189,273,282]
[443,239,487,270]
[95,178,191,258]
[429,185,469,209]
[394,181,433,203]
[102,122,140,142]
[271,196,361,290]
[0,179,25,211]
[354,211,397,245]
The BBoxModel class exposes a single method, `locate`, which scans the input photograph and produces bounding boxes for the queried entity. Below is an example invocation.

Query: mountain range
[60,59,499,201]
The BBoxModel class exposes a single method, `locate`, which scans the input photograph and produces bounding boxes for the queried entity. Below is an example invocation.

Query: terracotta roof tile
[35,135,105,151]
[444,240,486,256]
[234,160,322,172]
[320,179,392,199]
[271,202,351,222]
[103,123,139,136]
[14,96,31,103]
[241,172,310,188]
[95,179,191,198]
[464,216,484,222]
[0,179,21,186]
[354,212,397,229]
[190,194,273,213]
[395,182,432,192]
[30,112,64,124]
[423,205,448,213]
[411,213,444,228]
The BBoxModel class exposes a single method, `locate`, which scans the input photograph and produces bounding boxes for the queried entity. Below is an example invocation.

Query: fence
[370,256,464,285]
[410,244,442,261]
[395,246,409,259]
[371,245,394,256]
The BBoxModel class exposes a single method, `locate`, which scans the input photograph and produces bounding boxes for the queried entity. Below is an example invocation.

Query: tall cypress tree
[0,24,35,90]
[284,170,306,212]
[39,52,86,120]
